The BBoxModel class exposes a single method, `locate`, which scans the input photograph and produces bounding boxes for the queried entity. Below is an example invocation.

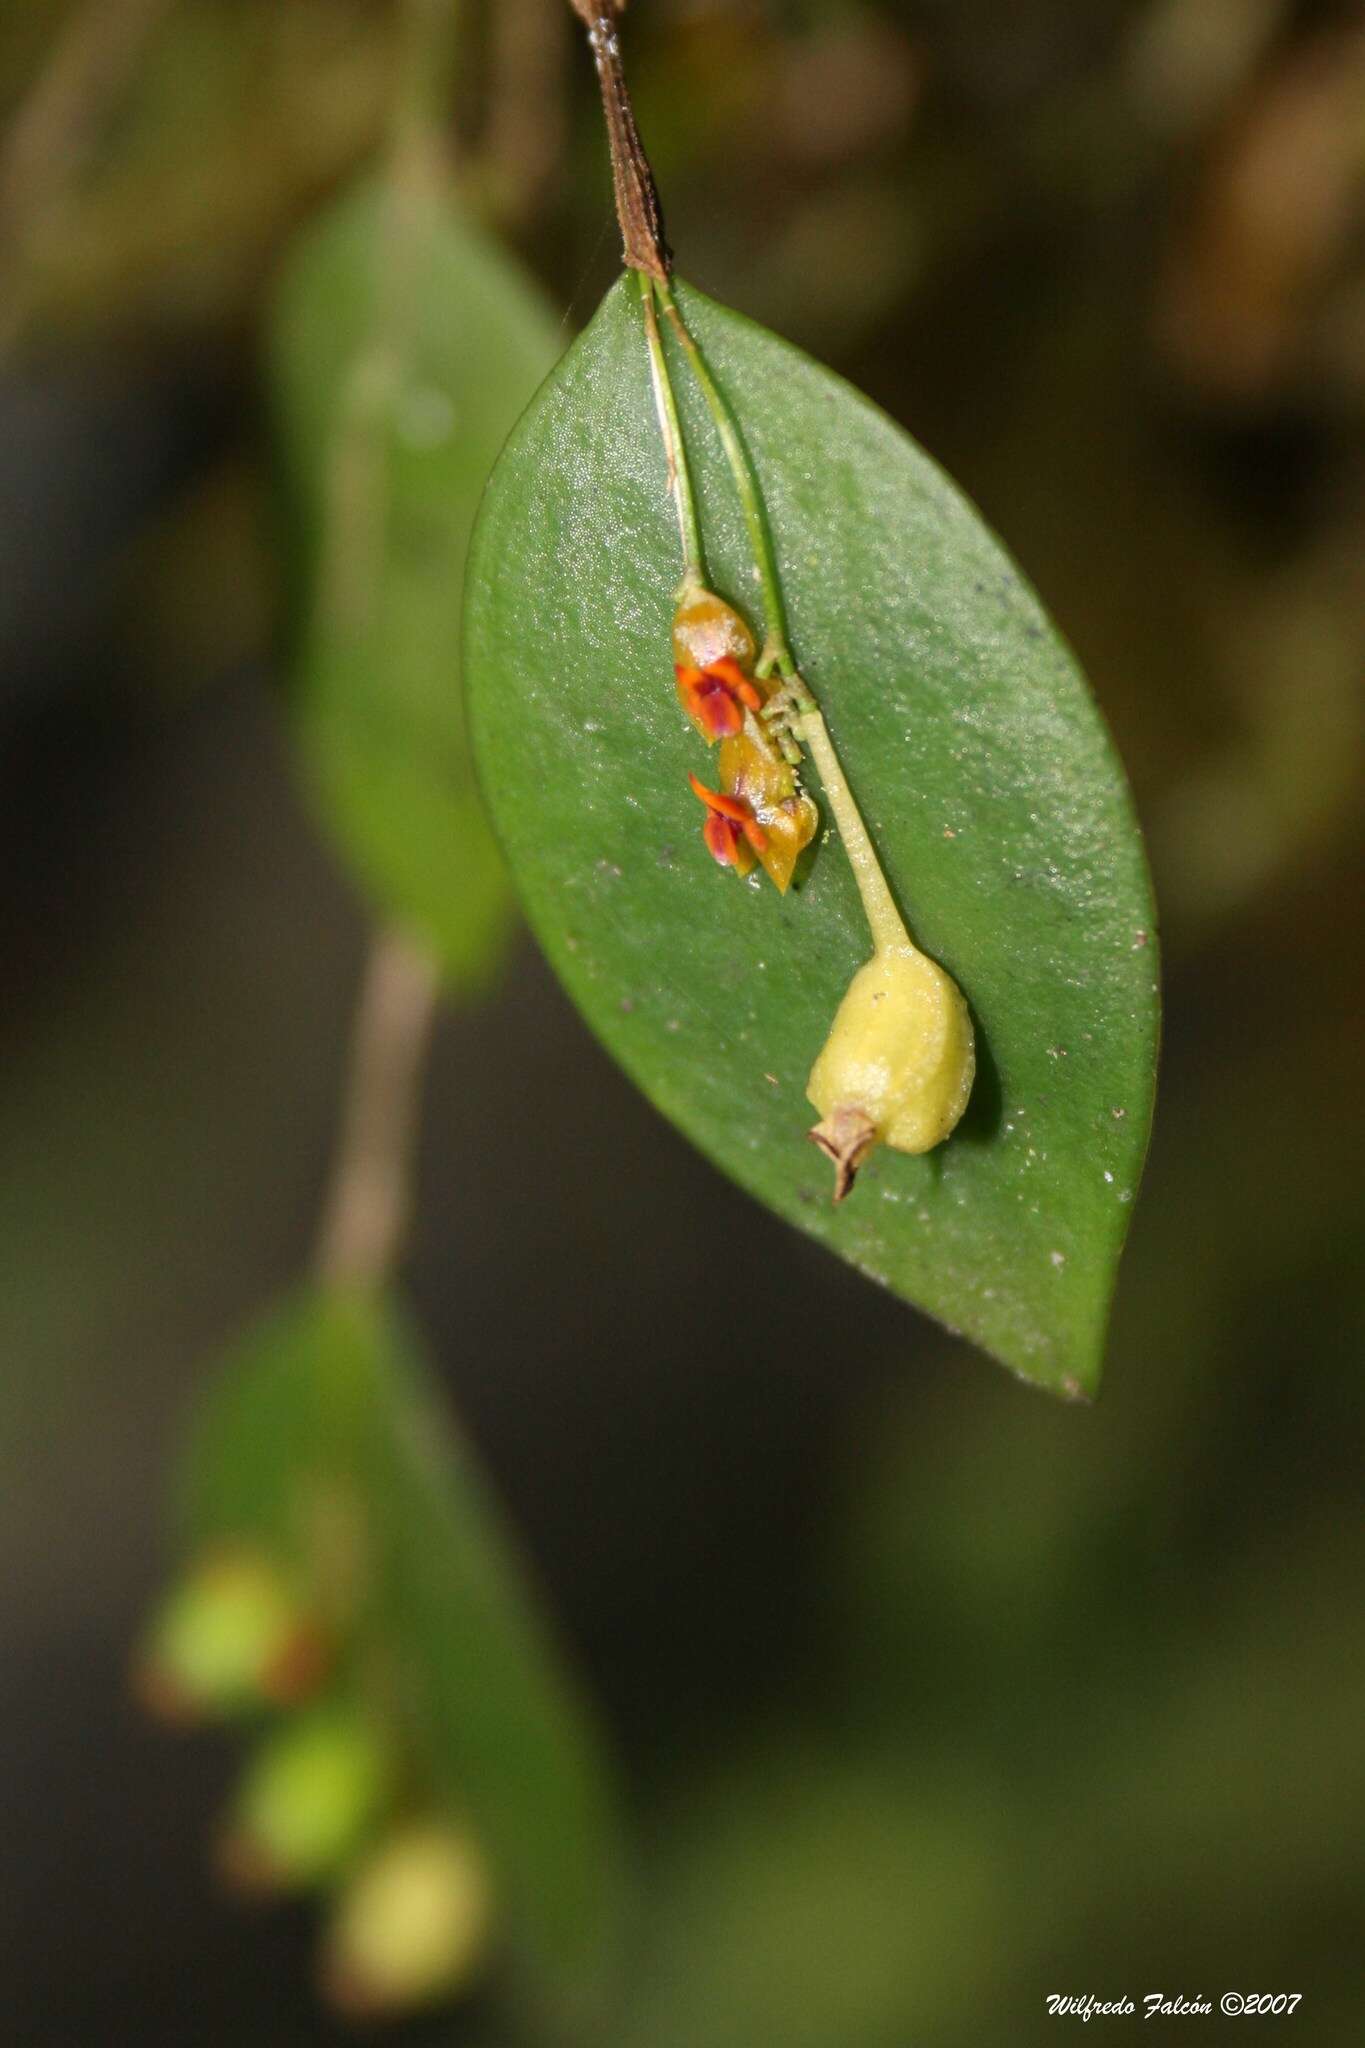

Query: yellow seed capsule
[671,586,757,673]
[807,946,975,1200]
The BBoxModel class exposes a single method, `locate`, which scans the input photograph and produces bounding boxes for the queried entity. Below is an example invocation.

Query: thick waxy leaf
[466,278,1158,1396]
[180,1290,622,2026]
[269,176,561,987]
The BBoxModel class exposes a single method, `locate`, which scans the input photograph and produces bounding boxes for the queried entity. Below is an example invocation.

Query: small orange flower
[670,586,818,892]
[689,771,768,875]
[718,730,820,893]
[675,655,764,742]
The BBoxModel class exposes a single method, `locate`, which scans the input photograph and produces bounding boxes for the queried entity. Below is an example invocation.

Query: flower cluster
[672,585,818,892]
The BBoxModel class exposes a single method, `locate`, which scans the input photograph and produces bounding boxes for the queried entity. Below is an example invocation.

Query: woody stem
[569,1,669,280]
[638,273,704,590]
[315,928,441,1290]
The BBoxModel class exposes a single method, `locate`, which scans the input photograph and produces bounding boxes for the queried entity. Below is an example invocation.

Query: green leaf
[269,175,562,989]
[180,1289,623,2028]
[465,277,1158,1397]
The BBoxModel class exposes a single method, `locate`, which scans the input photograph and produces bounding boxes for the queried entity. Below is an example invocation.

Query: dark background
[2,2,1363,2042]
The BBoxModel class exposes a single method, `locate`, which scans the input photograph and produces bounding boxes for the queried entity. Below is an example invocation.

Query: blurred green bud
[132,1547,329,1723]
[217,1703,393,1894]
[319,1822,495,2019]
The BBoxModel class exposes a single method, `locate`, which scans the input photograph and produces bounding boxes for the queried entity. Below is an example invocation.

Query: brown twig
[0,0,177,240]
[314,929,441,1290]
[486,0,570,227]
[0,0,178,352]
[568,0,670,278]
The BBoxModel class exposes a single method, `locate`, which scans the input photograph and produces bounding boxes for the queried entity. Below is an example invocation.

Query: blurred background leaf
[181,1286,624,2030]
[270,170,562,988]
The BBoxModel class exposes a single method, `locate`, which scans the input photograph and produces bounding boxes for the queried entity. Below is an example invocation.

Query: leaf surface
[466,277,1159,1395]
[180,1289,622,2026]
[270,176,562,987]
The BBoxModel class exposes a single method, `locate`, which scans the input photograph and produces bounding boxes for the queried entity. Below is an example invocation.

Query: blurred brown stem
[568,0,670,278]
[392,0,461,184]
[0,0,177,350]
[486,0,569,226]
[0,0,176,236]
[314,929,440,1291]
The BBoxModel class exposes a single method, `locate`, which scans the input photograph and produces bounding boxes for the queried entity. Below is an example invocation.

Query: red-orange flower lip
[689,771,769,871]
[688,773,768,843]
[675,658,763,742]
[703,657,763,712]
